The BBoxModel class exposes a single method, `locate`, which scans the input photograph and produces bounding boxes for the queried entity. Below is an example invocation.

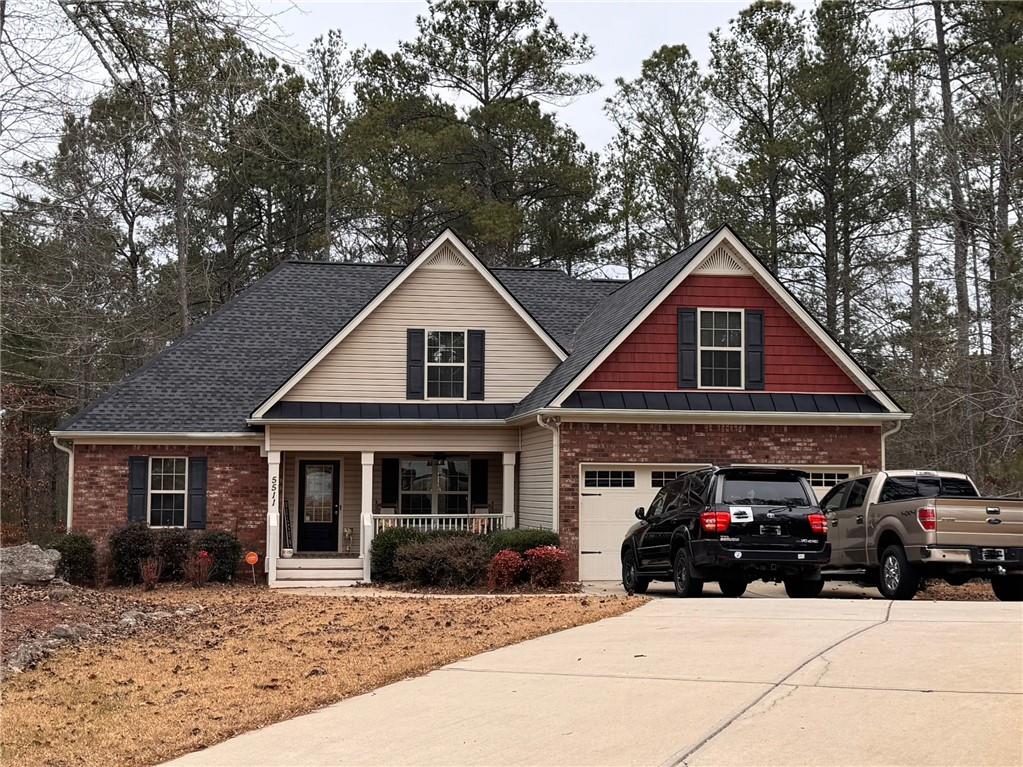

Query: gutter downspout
[880,420,902,471]
[52,437,74,531]
[537,415,560,533]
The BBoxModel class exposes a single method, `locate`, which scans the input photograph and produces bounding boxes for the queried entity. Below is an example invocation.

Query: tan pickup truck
[820,470,1022,601]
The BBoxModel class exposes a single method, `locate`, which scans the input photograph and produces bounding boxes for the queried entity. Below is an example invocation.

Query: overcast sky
[257,0,765,152]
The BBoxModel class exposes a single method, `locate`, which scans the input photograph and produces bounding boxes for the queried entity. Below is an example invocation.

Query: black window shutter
[406,329,425,399]
[470,458,488,507]
[127,457,148,523]
[381,458,400,506]
[745,309,765,390]
[467,330,485,401]
[187,457,208,530]
[677,308,698,388]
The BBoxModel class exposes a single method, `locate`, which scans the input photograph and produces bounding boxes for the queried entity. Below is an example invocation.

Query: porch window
[400,457,470,514]
[149,457,187,527]
[698,309,743,389]
[426,331,465,398]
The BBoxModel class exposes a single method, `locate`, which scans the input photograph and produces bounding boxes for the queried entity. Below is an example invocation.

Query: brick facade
[558,421,882,580]
[73,444,267,559]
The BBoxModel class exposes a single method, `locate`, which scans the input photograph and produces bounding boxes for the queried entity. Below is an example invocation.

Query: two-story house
[53,226,909,585]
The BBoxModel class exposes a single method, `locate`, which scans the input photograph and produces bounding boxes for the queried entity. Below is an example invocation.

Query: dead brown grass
[0,586,642,767]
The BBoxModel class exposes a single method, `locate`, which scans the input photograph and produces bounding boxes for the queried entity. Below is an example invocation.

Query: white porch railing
[373,513,505,535]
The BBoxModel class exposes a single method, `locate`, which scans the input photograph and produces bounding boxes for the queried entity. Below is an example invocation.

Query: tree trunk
[907,78,922,374]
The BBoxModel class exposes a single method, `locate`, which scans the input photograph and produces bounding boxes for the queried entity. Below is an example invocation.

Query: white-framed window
[426,330,466,399]
[652,470,688,487]
[149,457,187,527]
[807,471,851,489]
[698,309,743,389]
[399,457,470,515]
[584,470,636,488]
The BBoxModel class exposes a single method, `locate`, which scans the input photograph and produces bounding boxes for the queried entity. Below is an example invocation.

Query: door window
[844,478,870,509]
[820,483,849,513]
[879,477,919,503]
[302,464,335,523]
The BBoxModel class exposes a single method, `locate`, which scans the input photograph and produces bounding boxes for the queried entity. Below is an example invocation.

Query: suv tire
[718,578,748,598]
[784,577,824,598]
[621,550,650,595]
[991,575,1023,602]
[672,547,704,598]
[878,544,920,600]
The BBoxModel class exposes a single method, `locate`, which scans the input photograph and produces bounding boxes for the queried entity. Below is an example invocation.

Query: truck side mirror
[635,507,646,520]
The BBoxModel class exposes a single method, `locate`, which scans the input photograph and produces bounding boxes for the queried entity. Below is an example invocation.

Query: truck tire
[784,578,824,598]
[718,578,748,597]
[621,550,650,595]
[878,544,920,600]
[672,548,704,598]
[991,575,1023,602]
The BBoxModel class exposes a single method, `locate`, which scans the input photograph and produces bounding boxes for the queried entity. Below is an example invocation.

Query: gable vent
[423,243,467,270]
[694,245,749,276]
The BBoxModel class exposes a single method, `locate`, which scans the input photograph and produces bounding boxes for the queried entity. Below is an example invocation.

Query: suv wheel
[672,547,704,598]
[878,544,920,600]
[621,550,650,595]
[991,575,1023,602]
[784,577,824,598]
[718,578,747,598]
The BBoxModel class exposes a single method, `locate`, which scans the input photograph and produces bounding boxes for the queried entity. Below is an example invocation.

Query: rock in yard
[0,545,60,586]
[50,624,81,641]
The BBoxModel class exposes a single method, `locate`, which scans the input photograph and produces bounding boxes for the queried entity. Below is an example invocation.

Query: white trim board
[251,230,567,419]
[548,227,903,414]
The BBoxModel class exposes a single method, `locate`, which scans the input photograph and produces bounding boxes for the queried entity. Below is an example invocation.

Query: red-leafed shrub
[524,545,569,588]
[487,549,525,591]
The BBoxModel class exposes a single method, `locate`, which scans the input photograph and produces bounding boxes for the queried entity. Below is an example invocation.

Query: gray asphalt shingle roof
[57,259,616,433]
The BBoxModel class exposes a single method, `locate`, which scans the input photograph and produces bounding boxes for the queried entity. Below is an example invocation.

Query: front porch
[265,450,517,587]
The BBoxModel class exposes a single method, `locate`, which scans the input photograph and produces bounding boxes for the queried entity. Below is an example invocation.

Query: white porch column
[360,451,374,582]
[265,450,281,586]
[502,452,517,530]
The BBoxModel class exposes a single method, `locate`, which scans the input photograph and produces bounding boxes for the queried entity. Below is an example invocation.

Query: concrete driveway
[166,596,1023,767]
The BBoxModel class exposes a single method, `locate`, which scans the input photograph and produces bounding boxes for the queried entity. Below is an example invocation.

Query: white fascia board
[50,431,262,444]
[251,230,566,420]
[246,418,510,426]
[532,408,911,426]
[548,227,903,414]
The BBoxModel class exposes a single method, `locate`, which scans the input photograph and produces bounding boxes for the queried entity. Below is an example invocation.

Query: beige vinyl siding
[284,252,560,403]
[281,452,362,555]
[518,423,554,530]
[268,425,519,453]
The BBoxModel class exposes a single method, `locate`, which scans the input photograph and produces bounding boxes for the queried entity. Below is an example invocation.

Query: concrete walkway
[165,597,1023,767]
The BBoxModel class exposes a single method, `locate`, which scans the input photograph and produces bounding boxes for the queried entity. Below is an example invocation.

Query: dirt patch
[0,585,643,767]
[917,579,995,601]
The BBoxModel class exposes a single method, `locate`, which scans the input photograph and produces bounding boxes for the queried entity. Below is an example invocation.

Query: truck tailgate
[933,498,1023,548]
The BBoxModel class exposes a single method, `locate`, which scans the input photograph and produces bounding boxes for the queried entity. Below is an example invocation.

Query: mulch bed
[917,579,995,601]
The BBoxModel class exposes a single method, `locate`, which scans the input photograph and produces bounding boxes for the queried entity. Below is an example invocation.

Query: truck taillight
[917,507,937,532]
[807,513,827,535]
[700,511,730,534]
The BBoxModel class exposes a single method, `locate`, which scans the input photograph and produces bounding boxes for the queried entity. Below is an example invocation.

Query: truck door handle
[855,515,864,524]
[831,519,839,527]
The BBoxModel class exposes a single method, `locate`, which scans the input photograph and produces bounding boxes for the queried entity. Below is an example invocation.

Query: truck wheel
[718,578,747,598]
[672,548,704,598]
[991,575,1023,602]
[784,578,824,598]
[621,550,650,595]
[878,545,920,600]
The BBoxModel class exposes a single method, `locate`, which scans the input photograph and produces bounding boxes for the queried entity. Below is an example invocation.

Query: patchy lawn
[0,585,643,767]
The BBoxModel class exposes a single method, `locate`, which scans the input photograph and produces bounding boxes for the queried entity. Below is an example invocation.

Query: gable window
[698,309,743,388]
[426,330,466,398]
[149,457,187,527]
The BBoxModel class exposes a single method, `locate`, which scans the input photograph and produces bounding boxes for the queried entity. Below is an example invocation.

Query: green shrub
[191,531,242,582]
[395,536,490,588]
[109,524,155,585]
[370,527,425,581]
[51,533,97,585]
[486,528,560,556]
[154,529,193,581]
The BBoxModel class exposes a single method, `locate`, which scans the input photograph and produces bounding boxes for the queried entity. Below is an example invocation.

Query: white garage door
[578,463,706,581]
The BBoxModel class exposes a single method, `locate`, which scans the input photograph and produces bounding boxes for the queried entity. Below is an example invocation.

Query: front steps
[274,556,364,588]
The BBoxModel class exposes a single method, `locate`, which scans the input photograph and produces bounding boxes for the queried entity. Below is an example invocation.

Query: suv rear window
[720,474,812,507]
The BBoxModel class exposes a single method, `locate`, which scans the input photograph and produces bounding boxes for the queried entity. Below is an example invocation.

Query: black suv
[620,466,830,598]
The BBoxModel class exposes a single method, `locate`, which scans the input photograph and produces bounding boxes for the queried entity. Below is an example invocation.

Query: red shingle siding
[73,444,266,558]
[580,275,860,393]
[558,421,881,580]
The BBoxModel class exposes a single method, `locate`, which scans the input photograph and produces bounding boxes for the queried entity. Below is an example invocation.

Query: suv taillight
[700,511,730,534]
[917,507,937,532]
[807,513,827,535]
